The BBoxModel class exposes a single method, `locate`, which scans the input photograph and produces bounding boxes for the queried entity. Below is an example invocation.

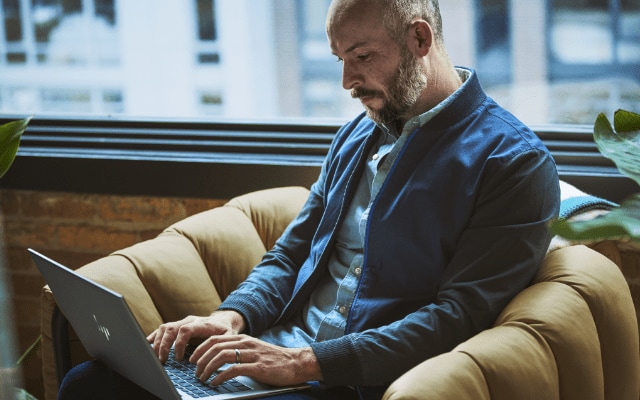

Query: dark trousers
[58,360,359,400]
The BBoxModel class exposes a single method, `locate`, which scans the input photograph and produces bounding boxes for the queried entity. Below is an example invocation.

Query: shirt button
[354,267,362,276]
[338,306,347,314]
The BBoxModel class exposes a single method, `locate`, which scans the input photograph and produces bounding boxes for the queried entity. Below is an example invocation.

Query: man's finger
[209,364,252,387]
[158,326,181,363]
[173,324,197,361]
[146,330,156,343]
[190,334,243,363]
[197,348,239,383]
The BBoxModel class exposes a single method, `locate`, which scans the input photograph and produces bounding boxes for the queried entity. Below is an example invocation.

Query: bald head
[326,0,382,39]
[327,0,444,48]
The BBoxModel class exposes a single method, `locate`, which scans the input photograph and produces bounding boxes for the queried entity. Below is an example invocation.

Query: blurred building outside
[0,0,638,127]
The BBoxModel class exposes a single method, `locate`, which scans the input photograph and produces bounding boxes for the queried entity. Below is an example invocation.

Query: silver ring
[235,348,241,364]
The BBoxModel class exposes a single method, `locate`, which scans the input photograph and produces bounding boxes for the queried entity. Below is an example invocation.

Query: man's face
[327,3,427,125]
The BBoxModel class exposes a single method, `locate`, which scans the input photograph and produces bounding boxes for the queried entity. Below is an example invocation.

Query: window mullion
[611,0,620,65]
[18,0,35,64]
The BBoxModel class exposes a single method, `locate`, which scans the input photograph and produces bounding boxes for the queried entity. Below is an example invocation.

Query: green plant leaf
[593,110,640,187]
[551,193,640,241]
[14,388,38,400]
[614,109,640,133]
[16,334,41,366]
[0,117,31,179]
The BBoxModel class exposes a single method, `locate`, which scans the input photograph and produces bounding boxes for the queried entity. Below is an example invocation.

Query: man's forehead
[326,2,392,55]
[328,25,387,56]
[327,2,384,38]
[326,0,383,32]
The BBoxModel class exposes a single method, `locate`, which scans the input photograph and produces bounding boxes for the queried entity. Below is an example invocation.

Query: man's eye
[357,53,370,61]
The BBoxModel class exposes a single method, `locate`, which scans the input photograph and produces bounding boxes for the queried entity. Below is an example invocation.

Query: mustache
[351,87,383,99]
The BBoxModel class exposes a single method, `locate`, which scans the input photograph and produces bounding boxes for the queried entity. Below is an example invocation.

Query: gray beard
[366,51,427,126]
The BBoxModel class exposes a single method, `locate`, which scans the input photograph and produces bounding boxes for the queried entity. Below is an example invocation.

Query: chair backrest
[106,186,310,331]
[168,186,310,301]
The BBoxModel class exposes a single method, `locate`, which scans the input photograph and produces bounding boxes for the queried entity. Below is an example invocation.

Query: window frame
[0,116,330,198]
[0,116,635,203]
[547,0,640,82]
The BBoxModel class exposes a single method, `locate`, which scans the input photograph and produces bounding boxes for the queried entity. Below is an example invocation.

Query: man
[59,0,559,398]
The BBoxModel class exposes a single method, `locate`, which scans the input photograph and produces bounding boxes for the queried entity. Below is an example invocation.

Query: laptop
[29,248,310,400]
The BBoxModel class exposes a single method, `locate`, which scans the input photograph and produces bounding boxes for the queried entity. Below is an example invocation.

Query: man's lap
[58,360,358,400]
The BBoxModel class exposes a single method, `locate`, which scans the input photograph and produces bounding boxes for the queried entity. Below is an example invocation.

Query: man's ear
[407,19,433,57]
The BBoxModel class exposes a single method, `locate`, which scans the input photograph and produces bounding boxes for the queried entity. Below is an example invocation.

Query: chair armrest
[51,307,70,386]
[383,245,640,400]
[39,186,310,400]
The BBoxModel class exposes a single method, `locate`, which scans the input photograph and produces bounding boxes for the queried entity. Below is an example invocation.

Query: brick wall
[0,189,227,398]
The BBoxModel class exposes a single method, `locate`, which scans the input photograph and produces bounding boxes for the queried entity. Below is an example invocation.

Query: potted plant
[551,109,640,241]
[0,117,37,399]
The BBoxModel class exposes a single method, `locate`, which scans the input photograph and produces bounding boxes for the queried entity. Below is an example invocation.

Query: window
[475,0,512,87]
[1,0,121,113]
[195,0,219,64]
[546,0,640,123]
[0,0,639,125]
[550,0,640,66]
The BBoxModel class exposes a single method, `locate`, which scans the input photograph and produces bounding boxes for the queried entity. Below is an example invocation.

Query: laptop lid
[30,249,309,400]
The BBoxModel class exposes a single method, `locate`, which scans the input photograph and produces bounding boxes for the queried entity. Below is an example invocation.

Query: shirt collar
[379,67,471,138]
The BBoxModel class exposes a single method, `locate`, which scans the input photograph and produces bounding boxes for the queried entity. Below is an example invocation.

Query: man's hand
[146,310,245,363]
[190,334,323,387]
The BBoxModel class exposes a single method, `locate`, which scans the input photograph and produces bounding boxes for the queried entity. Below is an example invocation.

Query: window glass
[475,0,511,87]
[551,0,612,64]
[196,0,219,64]
[619,0,640,63]
[0,0,638,126]
[546,0,640,123]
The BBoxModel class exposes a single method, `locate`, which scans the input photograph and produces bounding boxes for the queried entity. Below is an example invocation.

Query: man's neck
[414,52,463,117]
[390,67,469,135]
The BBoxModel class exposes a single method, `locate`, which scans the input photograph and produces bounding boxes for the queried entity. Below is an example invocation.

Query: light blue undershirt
[259,69,470,347]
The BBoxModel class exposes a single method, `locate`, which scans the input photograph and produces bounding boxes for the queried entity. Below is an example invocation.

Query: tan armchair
[383,244,639,400]
[40,185,640,400]
[40,186,310,399]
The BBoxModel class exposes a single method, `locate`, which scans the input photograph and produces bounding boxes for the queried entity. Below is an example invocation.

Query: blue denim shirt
[219,68,560,397]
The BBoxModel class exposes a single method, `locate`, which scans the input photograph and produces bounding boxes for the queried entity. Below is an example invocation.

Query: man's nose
[341,61,362,90]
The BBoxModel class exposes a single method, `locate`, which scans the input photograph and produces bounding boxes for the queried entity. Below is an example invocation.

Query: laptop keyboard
[165,347,252,398]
